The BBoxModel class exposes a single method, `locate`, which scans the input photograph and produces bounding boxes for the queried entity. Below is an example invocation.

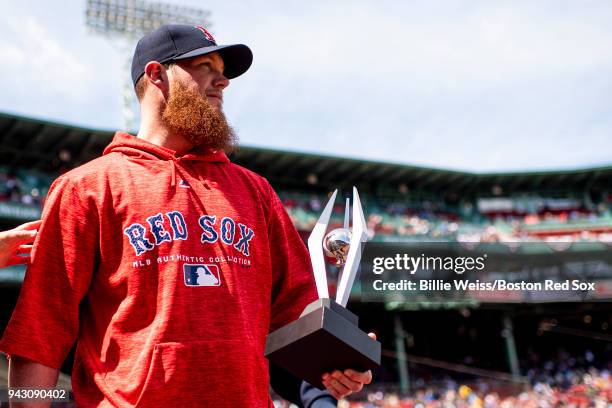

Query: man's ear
[144,61,169,95]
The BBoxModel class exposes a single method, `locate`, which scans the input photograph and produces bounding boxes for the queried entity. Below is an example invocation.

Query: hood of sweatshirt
[103,131,230,187]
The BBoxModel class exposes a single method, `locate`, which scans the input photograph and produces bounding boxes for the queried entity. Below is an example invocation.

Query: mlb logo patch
[184,264,221,287]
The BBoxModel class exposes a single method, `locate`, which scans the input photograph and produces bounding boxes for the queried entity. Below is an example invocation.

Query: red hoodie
[0,132,317,407]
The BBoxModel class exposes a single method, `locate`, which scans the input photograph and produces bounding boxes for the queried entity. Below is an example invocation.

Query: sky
[1,0,611,172]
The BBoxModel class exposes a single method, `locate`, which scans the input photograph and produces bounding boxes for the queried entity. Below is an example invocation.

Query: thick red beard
[161,80,237,153]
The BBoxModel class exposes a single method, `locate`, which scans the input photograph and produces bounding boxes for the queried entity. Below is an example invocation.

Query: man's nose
[213,73,230,90]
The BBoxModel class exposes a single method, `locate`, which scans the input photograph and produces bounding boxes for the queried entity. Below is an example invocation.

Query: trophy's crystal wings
[307,187,368,307]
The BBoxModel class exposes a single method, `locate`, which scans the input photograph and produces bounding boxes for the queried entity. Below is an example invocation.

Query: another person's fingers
[17,244,34,255]
[6,254,30,267]
[3,229,38,245]
[14,220,42,231]
[368,332,377,340]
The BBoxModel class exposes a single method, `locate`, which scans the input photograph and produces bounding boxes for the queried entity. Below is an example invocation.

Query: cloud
[0,1,126,128]
[214,0,612,171]
[233,1,612,86]
[0,0,611,171]
[0,15,90,100]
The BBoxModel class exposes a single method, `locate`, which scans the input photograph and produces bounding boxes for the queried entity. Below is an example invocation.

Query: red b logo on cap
[195,25,216,44]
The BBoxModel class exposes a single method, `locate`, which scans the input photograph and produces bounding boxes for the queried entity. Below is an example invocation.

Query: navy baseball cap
[131,24,253,86]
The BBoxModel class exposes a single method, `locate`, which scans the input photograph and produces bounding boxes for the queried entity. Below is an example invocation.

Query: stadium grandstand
[1,111,611,407]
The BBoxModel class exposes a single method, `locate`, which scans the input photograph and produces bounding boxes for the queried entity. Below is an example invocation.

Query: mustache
[161,80,237,153]
[205,90,223,100]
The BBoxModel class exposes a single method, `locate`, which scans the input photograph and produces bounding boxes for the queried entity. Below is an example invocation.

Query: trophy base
[264,298,381,390]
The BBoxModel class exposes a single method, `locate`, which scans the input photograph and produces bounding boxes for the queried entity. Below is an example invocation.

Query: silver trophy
[265,187,381,389]
[310,188,367,306]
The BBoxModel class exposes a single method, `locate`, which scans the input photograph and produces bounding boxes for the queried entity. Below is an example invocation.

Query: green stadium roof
[1,111,611,194]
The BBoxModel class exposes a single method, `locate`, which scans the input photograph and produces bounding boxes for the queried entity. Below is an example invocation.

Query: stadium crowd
[2,170,612,243]
[272,349,612,407]
[339,347,612,408]
[0,169,50,207]
[334,373,611,408]
[279,191,612,243]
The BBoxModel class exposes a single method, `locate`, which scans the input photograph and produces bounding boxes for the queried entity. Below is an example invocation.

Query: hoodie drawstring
[170,159,177,187]
[170,159,210,190]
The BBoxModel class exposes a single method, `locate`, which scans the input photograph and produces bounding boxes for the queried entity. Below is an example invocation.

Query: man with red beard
[0,25,372,407]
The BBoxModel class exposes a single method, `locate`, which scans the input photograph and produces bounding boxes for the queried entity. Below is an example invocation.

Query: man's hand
[0,220,41,268]
[320,332,376,400]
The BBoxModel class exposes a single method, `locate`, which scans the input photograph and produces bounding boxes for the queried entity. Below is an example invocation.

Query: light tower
[85,0,212,131]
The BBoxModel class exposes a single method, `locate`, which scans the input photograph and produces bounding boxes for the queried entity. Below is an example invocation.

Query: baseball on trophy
[323,228,352,266]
